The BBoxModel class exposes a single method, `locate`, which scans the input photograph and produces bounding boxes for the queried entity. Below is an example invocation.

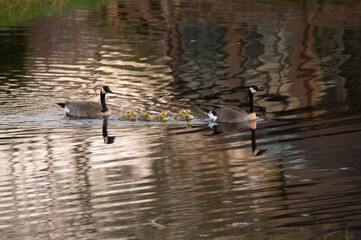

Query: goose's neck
[100,92,108,112]
[249,89,255,113]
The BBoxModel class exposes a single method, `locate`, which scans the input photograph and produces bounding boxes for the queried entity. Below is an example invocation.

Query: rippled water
[1,0,361,239]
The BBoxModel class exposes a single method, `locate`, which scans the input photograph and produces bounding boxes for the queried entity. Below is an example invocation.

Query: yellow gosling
[174,109,193,121]
[174,109,187,120]
[119,111,137,121]
[150,111,169,122]
[137,110,152,121]
[185,112,194,121]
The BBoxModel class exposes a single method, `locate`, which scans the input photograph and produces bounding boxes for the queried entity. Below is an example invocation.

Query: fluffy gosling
[150,111,169,122]
[174,109,193,121]
[174,109,187,120]
[119,111,137,121]
[137,110,152,121]
[185,110,194,121]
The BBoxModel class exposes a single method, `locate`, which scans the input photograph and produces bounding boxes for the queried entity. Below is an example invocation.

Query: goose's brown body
[60,101,110,118]
[57,86,113,118]
[211,105,248,123]
[203,86,263,123]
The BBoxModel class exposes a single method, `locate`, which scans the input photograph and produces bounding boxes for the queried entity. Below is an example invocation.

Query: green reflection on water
[0,0,110,26]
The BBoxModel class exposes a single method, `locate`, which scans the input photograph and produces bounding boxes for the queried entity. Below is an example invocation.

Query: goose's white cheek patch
[250,87,257,94]
[64,106,70,114]
[207,111,217,121]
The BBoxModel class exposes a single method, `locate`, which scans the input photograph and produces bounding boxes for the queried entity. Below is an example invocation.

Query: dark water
[1,0,361,239]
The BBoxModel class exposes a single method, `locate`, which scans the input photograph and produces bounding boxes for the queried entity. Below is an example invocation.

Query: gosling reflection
[102,118,115,144]
[208,121,267,156]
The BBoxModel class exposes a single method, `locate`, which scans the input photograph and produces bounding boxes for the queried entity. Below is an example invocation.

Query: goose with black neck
[202,86,264,123]
[57,86,115,118]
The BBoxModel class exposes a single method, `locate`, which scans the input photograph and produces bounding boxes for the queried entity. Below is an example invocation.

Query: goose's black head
[101,86,114,94]
[249,85,264,94]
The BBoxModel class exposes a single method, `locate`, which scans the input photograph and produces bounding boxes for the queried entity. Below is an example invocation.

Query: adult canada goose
[203,86,263,123]
[57,86,114,118]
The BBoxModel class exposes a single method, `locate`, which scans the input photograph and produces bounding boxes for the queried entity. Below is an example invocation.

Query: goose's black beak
[110,91,119,95]
[258,88,265,92]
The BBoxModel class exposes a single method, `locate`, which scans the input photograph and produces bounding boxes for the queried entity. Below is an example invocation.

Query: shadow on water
[175,121,268,156]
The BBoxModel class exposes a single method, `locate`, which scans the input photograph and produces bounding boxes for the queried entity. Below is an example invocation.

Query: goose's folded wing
[65,101,102,117]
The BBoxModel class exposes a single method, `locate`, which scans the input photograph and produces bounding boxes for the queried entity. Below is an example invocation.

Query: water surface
[1,0,361,239]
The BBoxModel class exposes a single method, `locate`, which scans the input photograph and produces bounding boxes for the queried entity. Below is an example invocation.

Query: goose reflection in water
[250,127,267,156]
[207,121,267,156]
[102,118,115,144]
